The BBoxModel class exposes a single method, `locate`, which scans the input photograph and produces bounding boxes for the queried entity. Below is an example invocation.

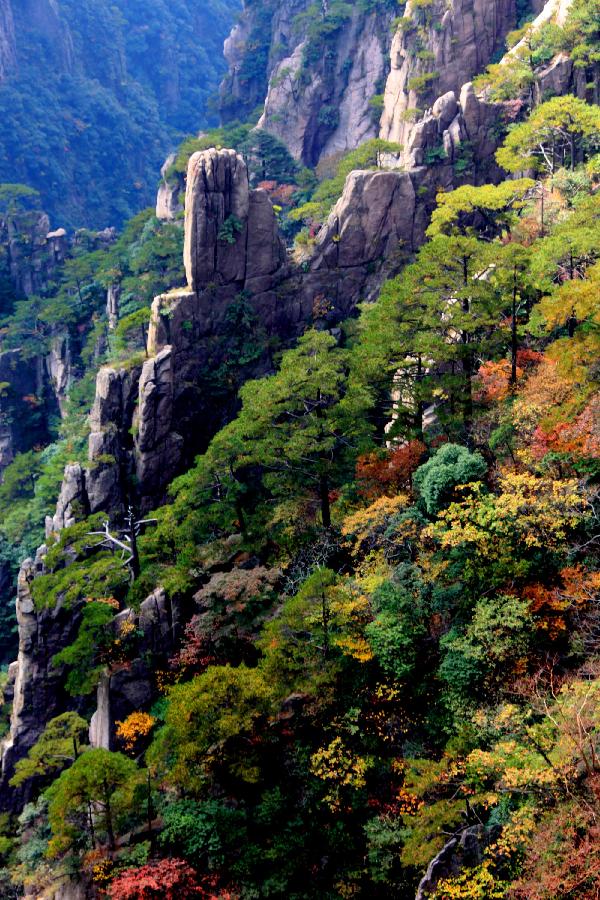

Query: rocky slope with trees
[0,0,598,896]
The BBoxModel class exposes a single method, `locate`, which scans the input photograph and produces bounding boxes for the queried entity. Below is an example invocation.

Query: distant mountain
[0,0,240,228]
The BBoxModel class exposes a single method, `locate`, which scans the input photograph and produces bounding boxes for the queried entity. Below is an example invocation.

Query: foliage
[115,713,156,753]
[148,665,276,791]
[496,96,600,175]
[10,713,89,788]
[45,748,140,855]
[413,444,487,515]
[108,858,215,899]
[290,139,403,227]
[0,0,239,226]
[52,601,117,695]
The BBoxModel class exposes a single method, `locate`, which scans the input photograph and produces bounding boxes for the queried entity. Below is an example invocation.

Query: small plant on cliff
[217,215,244,245]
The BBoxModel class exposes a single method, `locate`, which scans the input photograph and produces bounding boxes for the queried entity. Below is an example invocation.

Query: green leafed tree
[10,713,89,788]
[45,748,140,856]
[496,96,600,175]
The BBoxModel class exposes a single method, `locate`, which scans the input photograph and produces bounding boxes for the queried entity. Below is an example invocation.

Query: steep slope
[0,0,598,894]
[0,0,239,228]
[221,0,398,166]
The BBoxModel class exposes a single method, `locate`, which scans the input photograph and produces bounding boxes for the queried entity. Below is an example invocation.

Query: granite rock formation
[0,554,84,811]
[222,0,395,166]
[0,0,15,82]
[380,0,516,150]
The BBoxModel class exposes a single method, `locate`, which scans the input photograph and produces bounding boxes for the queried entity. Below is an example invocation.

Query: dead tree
[88,506,157,582]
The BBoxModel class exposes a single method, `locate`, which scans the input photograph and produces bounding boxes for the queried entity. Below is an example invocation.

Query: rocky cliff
[0,0,588,821]
[379,0,516,149]
[222,0,396,166]
[0,553,84,811]
[0,0,15,83]
[0,0,239,227]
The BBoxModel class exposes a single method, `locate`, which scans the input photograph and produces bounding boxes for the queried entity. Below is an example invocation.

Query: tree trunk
[319,473,331,529]
[128,507,141,581]
[104,785,116,850]
[510,267,519,387]
[415,355,425,441]
[321,587,330,659]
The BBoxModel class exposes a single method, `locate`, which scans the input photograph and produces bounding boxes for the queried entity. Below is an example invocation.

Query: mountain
[0,0,599,896]
[0,0,240,228]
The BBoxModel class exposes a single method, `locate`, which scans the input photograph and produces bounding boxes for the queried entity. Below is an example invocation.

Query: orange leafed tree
[356,441,426,499]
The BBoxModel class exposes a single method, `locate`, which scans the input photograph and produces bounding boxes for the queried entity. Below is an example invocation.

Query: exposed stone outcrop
[312,170,419,270]
[389,81,510,173]
[46,331,72,416]
[1,210,61,297]
[416,825,501,898]
[257,6,394,165]
[156,153,184,222]
[222,0,395,167]
[380,0,516,150]
[184,147,287,292]
[220,2,270,124]
[45,463,88,538]
[0,554,84,811]
[106,282,120,329]
[0,0,15,82]
[89,588,180,751]
[85,363,143,514]
[0,348,50,479]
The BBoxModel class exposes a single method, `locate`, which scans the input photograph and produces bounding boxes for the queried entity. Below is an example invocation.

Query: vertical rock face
[221,0,395,167]
[1,211,58,296]
[156,154,184,222]
[0,0,15,82]
[85,363,143,514]
[106,283,120,330]
[257,6,394,166]
[183,148,288,296]
[0,349,52,480]
[45,463,88,538]
[89,589,179,751]
[380,0,516,148]
[0,555,84,811]
[184,148,252,291]
[46,332,72,416]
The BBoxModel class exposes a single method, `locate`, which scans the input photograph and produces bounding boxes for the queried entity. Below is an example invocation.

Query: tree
[355,235,511,441]
[426,179,535,239]
[491,242,534,385]
[10,712,89,788]
[87,507,157,582]
[45,748,140,855]
[496,96,600,176]
[0,183,41,215]
[438,593,533,710]
[366,563,432,683]
[412,443,487,515]
[428,471,587,586]
[52,600,116,696]
[170,330,366,533]
[108,858,213,899]
[148,665,276,792]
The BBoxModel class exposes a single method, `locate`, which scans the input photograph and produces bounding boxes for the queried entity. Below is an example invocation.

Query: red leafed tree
[108,859,227,900]
[356,441,426,500]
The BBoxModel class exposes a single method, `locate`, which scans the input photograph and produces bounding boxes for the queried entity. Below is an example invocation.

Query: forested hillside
[0,0,599,896]
[0,0,239,227]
